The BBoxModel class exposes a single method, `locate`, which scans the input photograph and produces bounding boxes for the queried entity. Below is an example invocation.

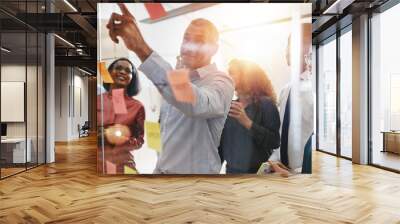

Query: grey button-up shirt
[138,52,234,174]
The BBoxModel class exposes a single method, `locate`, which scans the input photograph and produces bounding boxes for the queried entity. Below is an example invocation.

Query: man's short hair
[190,18,219,43]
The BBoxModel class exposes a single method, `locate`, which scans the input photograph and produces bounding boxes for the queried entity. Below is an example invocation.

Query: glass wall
[317,36,337,154]
[1,32,28,177]
[27,31,38,169]
[0,1,46,179]
[38,32,45,165]
[316,26,353,159]
[339,28,352,158]
[370,3,400,171]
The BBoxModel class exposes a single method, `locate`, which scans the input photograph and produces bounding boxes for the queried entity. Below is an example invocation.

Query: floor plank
[0,136,400,223]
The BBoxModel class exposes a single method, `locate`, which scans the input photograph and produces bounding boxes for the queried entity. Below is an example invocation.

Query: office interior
[0,0,400,222]
[314,0,400,172]
[0,0,97,179]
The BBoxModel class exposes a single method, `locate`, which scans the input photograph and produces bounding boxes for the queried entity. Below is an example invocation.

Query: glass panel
[0,0,28,177]
[0,1,27,33]
[1,30,27,177]
[38,32,45,165]
[26,0,44,169]
[371,3,400,171]
[312,45,317,151]
[318,37,337,154]
[27,31,38,169]
[340,29,352,158]
[0,0,46,178]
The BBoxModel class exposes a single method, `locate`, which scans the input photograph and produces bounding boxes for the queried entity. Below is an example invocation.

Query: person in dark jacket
[219,59,281,174]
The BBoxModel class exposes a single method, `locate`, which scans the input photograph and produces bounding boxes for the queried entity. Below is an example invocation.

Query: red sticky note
[112,88,128,114]
[144,3,167,20]
[167,69,195,104]
[106,161,116,174]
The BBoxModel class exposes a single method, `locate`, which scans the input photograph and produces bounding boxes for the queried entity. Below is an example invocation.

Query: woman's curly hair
[228,59,277,105]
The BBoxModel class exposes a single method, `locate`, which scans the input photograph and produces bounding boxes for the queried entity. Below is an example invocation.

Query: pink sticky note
[112,88,128,114]
[167,69,195,104]
[106,160,116,174]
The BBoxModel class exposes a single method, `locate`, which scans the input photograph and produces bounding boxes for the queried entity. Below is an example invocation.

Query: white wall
[1,65,32,138]
[55,67,89,141]
[1,65,26,136]
[1,64,46,163]
[72,73,89,138]
[55,67,68,141]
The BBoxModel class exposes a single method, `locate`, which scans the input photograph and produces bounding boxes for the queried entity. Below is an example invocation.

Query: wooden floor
[1,136,400,223]
[372,151,400,171]
[0,167,26,178]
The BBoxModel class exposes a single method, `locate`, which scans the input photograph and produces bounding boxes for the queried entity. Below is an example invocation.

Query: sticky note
[124,166,138,174]
[145,121,161,152]
[257,162,271,175]
[112,88,128,114]
[144,3,167,20]
[106,160,116,174]
[167,69,195,104]
[98,61,113,83]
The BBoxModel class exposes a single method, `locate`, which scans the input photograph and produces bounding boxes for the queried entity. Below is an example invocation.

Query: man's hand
[106,3,152,62]
[229,101,253,129]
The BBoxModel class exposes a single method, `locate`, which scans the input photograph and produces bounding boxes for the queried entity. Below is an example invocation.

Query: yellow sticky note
[167,69,195,104]
[124,166,138,174]
[145,121,161,152]
[98,61,114,83]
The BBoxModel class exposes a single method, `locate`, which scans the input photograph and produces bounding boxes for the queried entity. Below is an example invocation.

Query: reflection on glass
[0,1,46,178]
[1,31,27,177]
[27,32,38,169]
[340,30,352,158]
[390,75,400,130]
[371,3,400,171]
[97,59,145,174]
[318,38,337,154]
[38,32,46,165]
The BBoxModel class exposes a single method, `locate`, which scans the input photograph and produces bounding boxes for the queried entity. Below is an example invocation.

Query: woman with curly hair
[218,59,281,174]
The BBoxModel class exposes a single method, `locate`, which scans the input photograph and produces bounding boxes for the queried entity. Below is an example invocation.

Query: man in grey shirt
[107,4,234,174]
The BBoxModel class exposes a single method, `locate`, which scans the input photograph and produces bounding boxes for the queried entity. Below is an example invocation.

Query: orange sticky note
[98,61,113,83]
[167,69,195,104]
[112,88,128,114]
[106,160,116,174]
[124,166,137,174]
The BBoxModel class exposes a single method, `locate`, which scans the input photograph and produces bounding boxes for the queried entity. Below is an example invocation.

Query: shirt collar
[190,63,217,80]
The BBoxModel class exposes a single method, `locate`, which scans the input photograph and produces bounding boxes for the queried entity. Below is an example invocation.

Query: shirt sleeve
[138,52,234,119]
[268,148,280,162]
[249,99,281,157]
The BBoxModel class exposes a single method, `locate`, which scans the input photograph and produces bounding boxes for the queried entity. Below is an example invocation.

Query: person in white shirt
[266,23,314,175]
